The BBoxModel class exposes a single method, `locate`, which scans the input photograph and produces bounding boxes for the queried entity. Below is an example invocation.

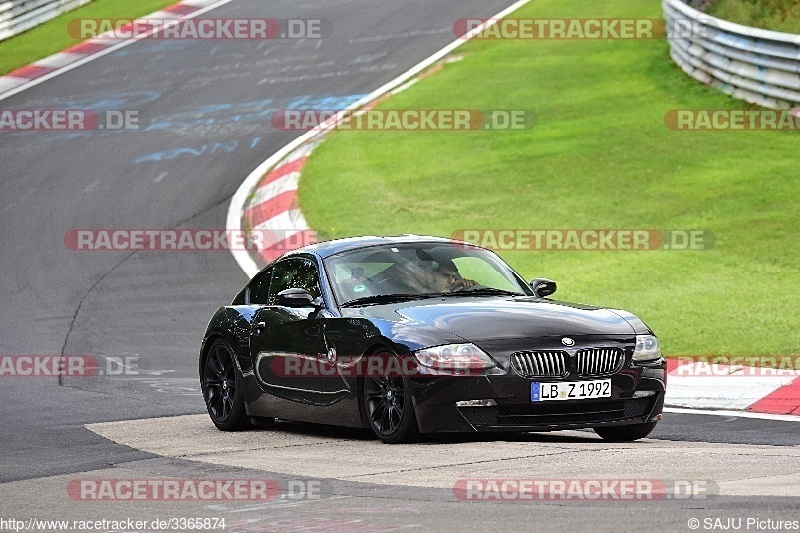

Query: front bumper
[409,360,666,433]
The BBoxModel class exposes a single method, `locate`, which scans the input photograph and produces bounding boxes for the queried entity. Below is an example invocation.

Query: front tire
[360,350,420,444]
[201,339,251,431]
[594,422,657,442]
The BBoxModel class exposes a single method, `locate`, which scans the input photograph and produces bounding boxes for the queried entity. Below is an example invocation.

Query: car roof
[282,234,472,260]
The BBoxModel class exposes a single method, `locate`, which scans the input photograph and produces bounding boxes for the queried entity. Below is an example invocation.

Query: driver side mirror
[530,278,557,298]
[276,288,324,309]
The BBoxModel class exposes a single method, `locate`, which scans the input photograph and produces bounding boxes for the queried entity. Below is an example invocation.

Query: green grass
[707,0,800,33]
[298,0,800,357]
[0,0,178,75]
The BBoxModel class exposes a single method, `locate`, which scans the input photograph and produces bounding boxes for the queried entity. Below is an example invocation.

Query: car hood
[393,296,638,342]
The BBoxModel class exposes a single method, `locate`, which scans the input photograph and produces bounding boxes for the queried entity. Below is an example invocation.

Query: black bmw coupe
[200,235,665,443]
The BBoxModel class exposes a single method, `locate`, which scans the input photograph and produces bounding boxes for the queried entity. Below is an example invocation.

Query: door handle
[254,322,267,334]
[326,346,337,364]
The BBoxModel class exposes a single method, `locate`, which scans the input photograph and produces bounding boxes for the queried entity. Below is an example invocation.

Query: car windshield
[324,242,533,306]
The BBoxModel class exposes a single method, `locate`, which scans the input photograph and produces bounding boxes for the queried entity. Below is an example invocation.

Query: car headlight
[632,335,661,362]
[414,343,501,374]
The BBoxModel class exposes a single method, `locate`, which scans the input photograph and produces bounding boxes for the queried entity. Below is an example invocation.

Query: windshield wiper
[342,289,525,306]
[341,294,422,307]
[425,288,524,297]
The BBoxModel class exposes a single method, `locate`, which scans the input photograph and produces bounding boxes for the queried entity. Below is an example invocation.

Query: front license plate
[531,379,611,402]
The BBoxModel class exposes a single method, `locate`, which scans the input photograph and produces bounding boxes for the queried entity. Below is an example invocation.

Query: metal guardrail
[663,0,800,110]
[0,0,91,42]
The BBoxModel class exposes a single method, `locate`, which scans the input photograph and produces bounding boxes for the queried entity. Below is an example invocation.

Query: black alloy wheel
[361,350,420,444]
[202,339,258,431]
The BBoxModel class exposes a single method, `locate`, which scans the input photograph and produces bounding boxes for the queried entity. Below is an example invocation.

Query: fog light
[455,399,497,407]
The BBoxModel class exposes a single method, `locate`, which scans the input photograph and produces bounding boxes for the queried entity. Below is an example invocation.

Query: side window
[267,258,321,305]
[248,268,273,304]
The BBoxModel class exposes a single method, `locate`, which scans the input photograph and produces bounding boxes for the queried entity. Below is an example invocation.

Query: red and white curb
[665,359,800,416]
[0,0,230,101]
[242,141,320,264]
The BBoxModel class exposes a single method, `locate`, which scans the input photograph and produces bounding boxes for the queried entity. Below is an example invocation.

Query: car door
[249,257,350,405]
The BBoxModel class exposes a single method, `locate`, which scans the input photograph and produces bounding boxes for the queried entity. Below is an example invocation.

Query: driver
[429,259,477,292]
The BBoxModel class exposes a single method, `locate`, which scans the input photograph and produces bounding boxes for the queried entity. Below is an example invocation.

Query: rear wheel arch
[200,333,226,375]
[201,331,250,375]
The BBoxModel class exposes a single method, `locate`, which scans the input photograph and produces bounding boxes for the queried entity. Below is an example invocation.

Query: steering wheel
[451,282,488,292]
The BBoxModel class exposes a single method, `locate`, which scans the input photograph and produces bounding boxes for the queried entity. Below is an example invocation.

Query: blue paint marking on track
[133,140,242,163]
[131,93,366,164]
[9,93,366,153]
[143,98,277,132]
[134,146,209,163]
